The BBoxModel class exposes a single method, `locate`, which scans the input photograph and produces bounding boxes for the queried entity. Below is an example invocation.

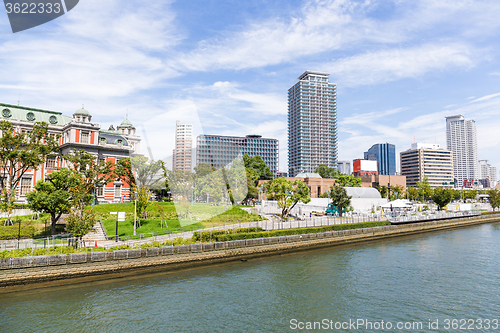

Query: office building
[364,143,396,175]
[479,160,497,188]
[353,159,378,177]
[400,143,454,188]
[288,71,337,177]
[173,120,193,172]
[446,115,478,187]
[196,134,279,175]
[337,160,351,174]
[0,103,139,203]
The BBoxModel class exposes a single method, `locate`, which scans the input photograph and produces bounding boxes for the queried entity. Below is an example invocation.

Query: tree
[377,185,389,198]
[392,185,405,199]
[328,186,352,217]
[416,177,433,201]
[487,189,500,211]
[336,173,361,187]
[225,158,248,205]
[136,185,152,218]
[243,154,273,180]
[128,155,163,188]
[65,150,115,203]
[65,175,96,247]
[0,121,59,213]
[407,187,419,200]
[266,177,310,217]
[194,163,215,178]
[315,164,341,179]
[26,168,77,235]
[431,187,453,210]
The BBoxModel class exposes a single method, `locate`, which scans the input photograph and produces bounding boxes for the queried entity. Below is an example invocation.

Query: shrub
[194,221,390,242]
[0,223,36,240]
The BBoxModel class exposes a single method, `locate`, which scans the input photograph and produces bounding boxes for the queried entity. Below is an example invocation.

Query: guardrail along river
[1,222,500,332]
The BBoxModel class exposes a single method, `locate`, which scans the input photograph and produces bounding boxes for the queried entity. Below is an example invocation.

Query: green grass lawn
[94,202,263,238]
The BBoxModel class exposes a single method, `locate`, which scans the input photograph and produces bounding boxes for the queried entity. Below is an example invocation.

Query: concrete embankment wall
[1,215,500,290]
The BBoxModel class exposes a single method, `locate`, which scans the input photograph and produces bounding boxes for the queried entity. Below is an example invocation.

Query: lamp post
[133,190,138,236]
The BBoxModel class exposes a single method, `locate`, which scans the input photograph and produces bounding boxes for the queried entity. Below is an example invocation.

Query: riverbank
[2,214,499,292]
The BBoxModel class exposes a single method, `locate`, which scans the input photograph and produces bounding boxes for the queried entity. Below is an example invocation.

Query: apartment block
[288,71,337,177]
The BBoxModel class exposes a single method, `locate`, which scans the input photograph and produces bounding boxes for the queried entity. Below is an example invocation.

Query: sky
[1,0,500,175]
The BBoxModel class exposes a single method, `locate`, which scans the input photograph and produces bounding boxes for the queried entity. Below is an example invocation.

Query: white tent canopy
[381,199,413,209]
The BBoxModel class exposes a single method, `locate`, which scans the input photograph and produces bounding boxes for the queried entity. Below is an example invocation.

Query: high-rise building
[364,143,396,175]
[173,120,193,172]
[479,160,497,188]
[400,143,454,188]
[446,115,478,187]
[288,71,337,177]
[337,160,351,174]
[196,134,279,175]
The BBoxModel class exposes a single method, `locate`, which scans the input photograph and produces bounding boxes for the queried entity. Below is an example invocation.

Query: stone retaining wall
[1,215,499,289]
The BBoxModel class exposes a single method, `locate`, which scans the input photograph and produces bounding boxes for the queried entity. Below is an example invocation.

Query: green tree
[194,163,215,178]
[407,187,419,200]
[266,177,311,217]
[431,187,453,210]
[315,164,341,179]
[0,121,59,214]
[225,158,248,204]
[128,155,163,188]
[65,175,96,247]
[65,150,115,203]
[328,186,352,217]
[26,168,77,235]
[243,154,273,180]
[392,185,405,199]
[377,185,389,198]
[136,185,152,218]
[336,173,362,187]
[416,177,433,201]
[465,189,478,201]
[487,189,500,211]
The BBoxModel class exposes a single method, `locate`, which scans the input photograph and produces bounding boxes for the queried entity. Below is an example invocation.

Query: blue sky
[1,0,500,174]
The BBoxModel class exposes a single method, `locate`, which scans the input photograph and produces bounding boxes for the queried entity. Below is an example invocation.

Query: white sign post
[110,212,126,242]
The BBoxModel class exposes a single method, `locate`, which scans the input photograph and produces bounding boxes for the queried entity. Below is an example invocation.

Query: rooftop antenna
[413,136,416,143]
[17,93,20,106]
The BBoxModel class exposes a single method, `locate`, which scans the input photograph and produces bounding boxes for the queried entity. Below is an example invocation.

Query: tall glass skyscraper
[364,143,396,175]
[288,71,337,177]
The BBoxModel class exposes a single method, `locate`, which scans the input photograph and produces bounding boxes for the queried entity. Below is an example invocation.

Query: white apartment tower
[479,160,497,188]
[445,115,478,187]
[288,71,338,177]
[173,120,193,171]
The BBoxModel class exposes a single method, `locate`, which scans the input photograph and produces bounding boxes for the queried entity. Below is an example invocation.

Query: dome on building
[74,106,90,115]
[295,172,322,178]
[120,117,133,127]
[345,187,382,199]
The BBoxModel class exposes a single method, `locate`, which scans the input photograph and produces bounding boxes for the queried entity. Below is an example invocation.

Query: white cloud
[327,43,475,87]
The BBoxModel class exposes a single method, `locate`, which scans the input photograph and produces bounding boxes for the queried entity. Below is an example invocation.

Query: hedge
[192,221,390,243]
[192,227,264,242]
[0,223,36,240]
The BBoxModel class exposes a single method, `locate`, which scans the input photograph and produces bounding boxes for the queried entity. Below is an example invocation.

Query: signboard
[110,212,126,221]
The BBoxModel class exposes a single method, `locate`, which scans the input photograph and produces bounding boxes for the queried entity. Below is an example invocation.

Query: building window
[81,132,89,144]
[20,177,32,196]
[114,185,121,198]
[117,139,123,146]
[100,137,106,145]
[46,156,56,168]
[96,186,104,197]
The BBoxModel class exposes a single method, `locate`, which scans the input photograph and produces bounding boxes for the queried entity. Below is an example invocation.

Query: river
[1,223,500,332]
